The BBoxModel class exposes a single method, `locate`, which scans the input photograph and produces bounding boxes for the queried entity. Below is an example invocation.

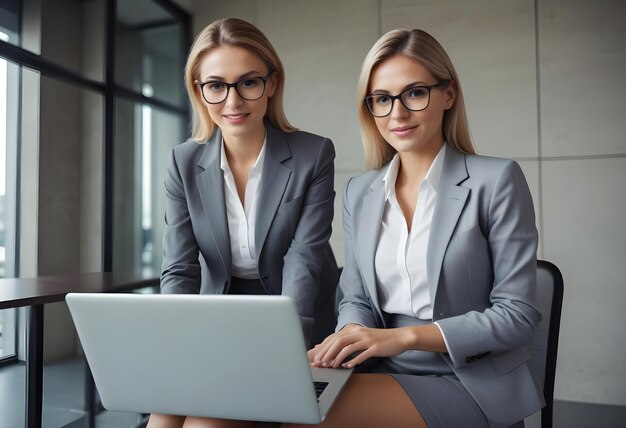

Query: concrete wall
[192,0,626,406]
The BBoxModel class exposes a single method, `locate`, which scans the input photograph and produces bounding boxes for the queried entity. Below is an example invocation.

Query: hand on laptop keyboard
[308,323,418,369]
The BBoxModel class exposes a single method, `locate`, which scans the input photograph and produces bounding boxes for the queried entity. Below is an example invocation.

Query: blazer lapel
[427,145,469,305]
[196,129,232,276]
[255,124,292,259]
[359,175,386,325]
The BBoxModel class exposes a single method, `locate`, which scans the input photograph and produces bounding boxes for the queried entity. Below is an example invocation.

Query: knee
[147,413,185,428]
[182,417,258,428]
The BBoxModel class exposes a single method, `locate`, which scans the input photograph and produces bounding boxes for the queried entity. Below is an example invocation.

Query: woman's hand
[307,324,416,369]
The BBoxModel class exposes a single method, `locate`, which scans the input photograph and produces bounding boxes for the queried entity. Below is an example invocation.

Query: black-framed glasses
[364,80,451,117]
[195,72,274,104]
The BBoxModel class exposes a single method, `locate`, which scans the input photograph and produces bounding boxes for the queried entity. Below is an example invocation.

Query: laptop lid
[66,293,349,424]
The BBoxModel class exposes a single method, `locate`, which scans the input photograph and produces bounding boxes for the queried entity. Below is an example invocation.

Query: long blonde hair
[357,29,476,169]
[185,18,296,142]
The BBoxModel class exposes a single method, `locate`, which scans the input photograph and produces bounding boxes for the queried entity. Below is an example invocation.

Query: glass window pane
[0,310,16,358]
[20,0,106,82]
[0,0,19,45]
[116,0,186,107]
[2,0,105,82]
[36,76,103,275]
[0,49,19,360]
[113,98,184,276]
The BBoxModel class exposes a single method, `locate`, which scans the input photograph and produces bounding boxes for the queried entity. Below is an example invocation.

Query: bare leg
[148,413,269,428]
[282,374,427,428]
[182,418,260,428]
[147,414,185,428]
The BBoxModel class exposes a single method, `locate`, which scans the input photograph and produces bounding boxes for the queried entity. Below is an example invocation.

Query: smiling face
[368,54,455,156]
[197,45,276,142]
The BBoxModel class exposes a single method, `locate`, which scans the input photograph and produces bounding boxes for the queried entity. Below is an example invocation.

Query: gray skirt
[364,314,523,428]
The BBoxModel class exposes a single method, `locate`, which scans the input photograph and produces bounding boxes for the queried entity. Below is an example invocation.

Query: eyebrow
[200,70,265,83]
[370,81,428,94]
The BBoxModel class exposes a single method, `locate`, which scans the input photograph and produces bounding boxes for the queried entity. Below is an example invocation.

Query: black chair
[527,260,565,428]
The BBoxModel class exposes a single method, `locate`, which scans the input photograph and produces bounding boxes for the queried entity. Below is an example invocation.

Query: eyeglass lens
[367,86,432,117]
[202,77,266,104]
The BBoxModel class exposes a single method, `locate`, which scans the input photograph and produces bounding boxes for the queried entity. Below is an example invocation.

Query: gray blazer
[161,123,339,347]
[336,144,544,426]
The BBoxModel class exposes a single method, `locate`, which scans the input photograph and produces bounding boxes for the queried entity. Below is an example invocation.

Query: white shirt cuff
[434,321,451,353]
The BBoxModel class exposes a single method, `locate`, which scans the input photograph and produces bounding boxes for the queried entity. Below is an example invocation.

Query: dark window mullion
[0,39,106,94]
[103,0,116,273]
[114,84,187,115]
[152,0,190,23]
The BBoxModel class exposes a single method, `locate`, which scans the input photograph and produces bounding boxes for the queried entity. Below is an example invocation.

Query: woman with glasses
[302,29,543,428]
[150,17,339,428]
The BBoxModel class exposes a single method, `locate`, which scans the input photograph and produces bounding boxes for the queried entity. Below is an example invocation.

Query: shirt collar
[426,143,446,192]
[382,153,401,200]
[382,143,447,200]
[220,135,267,177]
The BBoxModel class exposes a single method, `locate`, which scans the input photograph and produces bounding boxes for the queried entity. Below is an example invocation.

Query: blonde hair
[357,29,476,169]
[185,18,296,142]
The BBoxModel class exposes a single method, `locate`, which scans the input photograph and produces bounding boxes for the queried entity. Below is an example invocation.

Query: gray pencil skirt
[364,314,524,428]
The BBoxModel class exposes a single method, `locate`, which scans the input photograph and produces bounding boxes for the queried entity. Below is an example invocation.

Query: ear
[443,80,457,110]
[266,72,278,98]
[194,83,206,105]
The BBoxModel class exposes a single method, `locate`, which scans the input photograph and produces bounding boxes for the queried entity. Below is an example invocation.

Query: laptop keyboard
[314,381,329,401]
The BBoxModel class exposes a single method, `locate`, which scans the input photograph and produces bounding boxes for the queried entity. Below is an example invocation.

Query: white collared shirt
[220,138,266,279]
[374,144,446,319]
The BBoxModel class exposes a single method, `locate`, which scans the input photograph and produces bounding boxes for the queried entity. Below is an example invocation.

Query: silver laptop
[65,293,352,424]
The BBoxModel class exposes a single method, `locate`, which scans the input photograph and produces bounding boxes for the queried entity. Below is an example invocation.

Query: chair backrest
[527,260,564,428]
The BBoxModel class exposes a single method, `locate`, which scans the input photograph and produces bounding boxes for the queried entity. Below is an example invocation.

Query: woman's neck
[222,125,266,166]
[396,140,444,187]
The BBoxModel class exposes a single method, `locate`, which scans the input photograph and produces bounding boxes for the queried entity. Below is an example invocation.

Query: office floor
[0,358,145,428]
[1,358,625,428]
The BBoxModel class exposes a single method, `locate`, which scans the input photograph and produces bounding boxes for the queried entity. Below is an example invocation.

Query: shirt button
[242,245,247,249]
[439,312,445,317]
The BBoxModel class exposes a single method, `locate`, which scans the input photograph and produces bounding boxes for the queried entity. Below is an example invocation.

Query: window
[116,0,185,107]
[0,0,190,424]
[0,29,19,361]
[113,98,185,276]
[113,0,188,275]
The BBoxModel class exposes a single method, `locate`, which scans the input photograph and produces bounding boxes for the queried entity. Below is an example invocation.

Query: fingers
[311,327,410,370]
[341,347,375,368]
[312,326,369,368]
[307,341,333,364]
[331,343,365,368]
[313,331,342,363]
[318,332,352,366]
[310,334,338,366]
[320,333,356,366]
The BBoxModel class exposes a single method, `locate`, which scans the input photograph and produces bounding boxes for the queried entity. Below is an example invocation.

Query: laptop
[65,293,353,424]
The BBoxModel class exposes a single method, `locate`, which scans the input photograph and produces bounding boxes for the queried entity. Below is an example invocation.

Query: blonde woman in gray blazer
[150,18,338,428]
[303,30,543,428]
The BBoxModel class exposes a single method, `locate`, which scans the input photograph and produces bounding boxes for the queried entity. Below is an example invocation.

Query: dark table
[0,272,159,428]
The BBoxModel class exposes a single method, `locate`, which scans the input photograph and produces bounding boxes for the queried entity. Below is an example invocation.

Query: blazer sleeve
[160,148,201,294]
[436,160,542,369]
[281,138,336,344]
[336,177,378,330]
